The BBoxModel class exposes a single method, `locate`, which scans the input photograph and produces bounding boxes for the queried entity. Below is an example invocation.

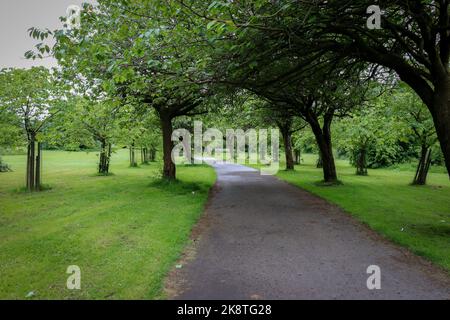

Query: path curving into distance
[169,162,450,300]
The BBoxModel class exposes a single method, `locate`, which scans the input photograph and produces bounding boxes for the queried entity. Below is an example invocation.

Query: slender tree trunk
[142,147,150,164]
[26,134,36,191]
[355,148,368,176]
[281,128,295,170]
[294,149,301,165]
[308,114,338,183]
[430,77,450,179]
[160,115,176,180]
[98,140,110,174]
[26,138,31,190]
[413,145,432,185]
[316,153,323,168]
[129,143,137,167]
[107,143,112,172]
[149,147,156,162]
[35,142,42,190]
[141,147,145,164]
[25,134,43,191]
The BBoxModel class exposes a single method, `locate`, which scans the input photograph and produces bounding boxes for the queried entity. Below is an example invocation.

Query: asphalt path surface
[170,162,450,300]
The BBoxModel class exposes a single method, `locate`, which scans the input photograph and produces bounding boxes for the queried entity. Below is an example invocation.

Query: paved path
[170,163,450,300]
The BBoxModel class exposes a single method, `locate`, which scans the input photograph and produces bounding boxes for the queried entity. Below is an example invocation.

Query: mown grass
[271,154,450,272]
[0,149,216,299]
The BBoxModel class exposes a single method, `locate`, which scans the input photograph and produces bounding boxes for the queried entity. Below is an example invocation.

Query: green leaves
[0,67,66,144]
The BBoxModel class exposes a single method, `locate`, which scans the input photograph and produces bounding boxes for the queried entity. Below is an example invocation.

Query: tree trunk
[98,140,110,175]
[108,143,112,170]
[26,138,31,190]
[160,115,176,180]
[26,134,36,191]
[149,147,156,162]
[129,143,137,167]
[25,134,43,191]
[430,77,450,179]
[281,128,295,170]
[355,148,368,176]
[413,145,432,185]
[308,114,338,183]
[316,153,323,168]
[35,142,42,190]
[294,149,301,165]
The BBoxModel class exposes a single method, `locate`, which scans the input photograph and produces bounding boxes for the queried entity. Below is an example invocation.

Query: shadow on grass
[13,184,53,194]
[409,223,450,237]
[89,172,115,177]
[313,180,344,187]
[148,178,208,195]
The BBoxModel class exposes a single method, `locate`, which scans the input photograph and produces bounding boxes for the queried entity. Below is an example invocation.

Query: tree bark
[316,153,323,168]
[129,142,137,167]
[25,134,43,191]
[308,114,338,183]
[355,148,368,176]
[26,138,31,190]
[430,77,450,179]
[26,134,36,191]
[98,139,110,174]
[280,127,295,170]
[35,142,42,190]
[149,147,156,162]
[294,149,301,164]
[413,145,432,185]
[160,115,176,180]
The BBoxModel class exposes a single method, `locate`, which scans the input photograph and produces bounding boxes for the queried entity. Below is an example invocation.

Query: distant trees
[0,67,64,190]
[335,83,440,185]
[390,85,438,185]
[249,68,370,183]
[298,1,450,179]
[336,103,397,176]
[255,103,307,171]
[22,0,447,187]
[64,98,121,175]
[176,0,449,180]
[29,1,211,180]
[0,157,12,172]
[0,104,21,172]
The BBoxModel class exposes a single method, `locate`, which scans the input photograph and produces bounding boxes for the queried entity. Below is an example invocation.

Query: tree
[178,1,373,182]
[255,103,307,170]
[0,67,63,191]
[0,156,12,172]
[390,84,439,185]
[336,105,394,176]
[29,1,212,180]
[300,0,450,179]
[0,106,22,172]
[64,97,122,175]
[178,0,450,178]
[244,64,371,183]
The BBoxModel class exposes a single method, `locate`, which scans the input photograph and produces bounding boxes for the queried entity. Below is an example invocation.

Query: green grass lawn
[272,154,450,272]
[0,149,216,299]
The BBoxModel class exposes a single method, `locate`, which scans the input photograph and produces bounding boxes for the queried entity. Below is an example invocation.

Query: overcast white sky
[0,0,94,69]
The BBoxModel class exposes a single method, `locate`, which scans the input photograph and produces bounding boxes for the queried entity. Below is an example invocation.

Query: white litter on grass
[26,291,35,298]
[176,264,183,269]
